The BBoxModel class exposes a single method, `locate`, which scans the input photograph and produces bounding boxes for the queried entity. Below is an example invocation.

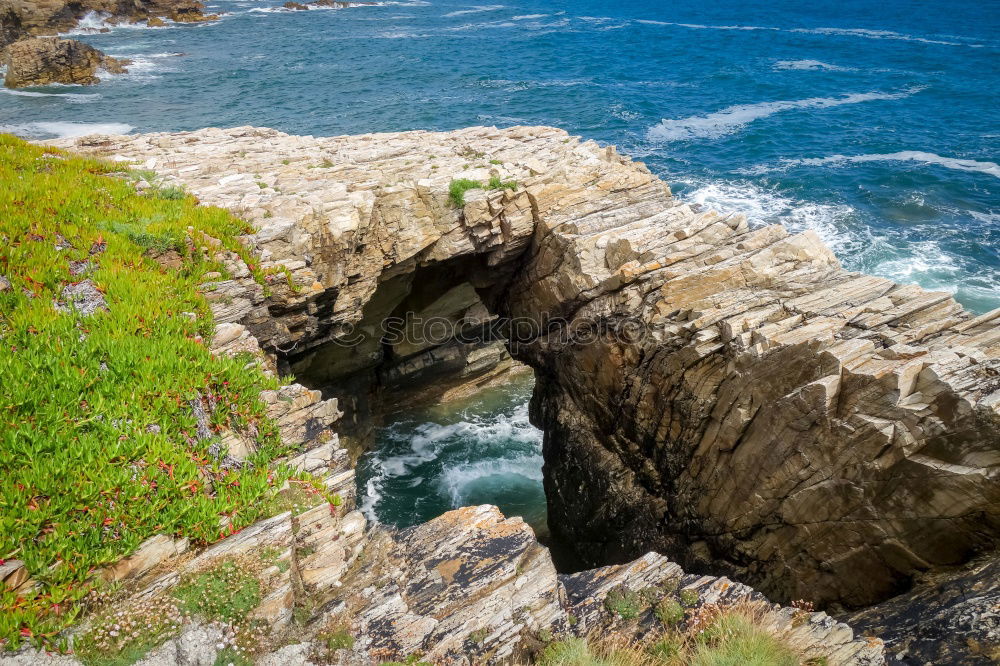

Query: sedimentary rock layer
[54,126,1000,618]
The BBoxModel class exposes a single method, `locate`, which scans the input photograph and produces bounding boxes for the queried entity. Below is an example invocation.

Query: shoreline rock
[3,36,129,87]
[0,0,212,51]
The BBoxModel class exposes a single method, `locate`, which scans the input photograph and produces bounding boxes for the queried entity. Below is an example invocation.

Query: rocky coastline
[0,0,213,87]
[26,125,997,664]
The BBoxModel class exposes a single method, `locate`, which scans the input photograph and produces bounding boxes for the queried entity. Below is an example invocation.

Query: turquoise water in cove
[3,0,997,530]
[356,374,545,534]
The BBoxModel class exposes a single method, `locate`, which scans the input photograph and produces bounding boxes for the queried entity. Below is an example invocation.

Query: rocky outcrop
[0,504,883,665]
[3,36,127,87]
[53,126,1000,658]
[846,555,1000,664]
[0,0,210,50]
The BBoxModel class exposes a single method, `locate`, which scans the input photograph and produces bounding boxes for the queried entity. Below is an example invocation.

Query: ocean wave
[634,18,989,48]
[1,121,134,139]
[636,19,778,31]
[438,454,543,506]
[359,397,541,523]
[647,87,924,142]
[65,10,178,33]
[777,152,1000,179]
[474,77,591,91]
[679,179,864,257]
[790,27,972,47]
[512,13,547,19]
[679,179,1000,313]
[0,89,101,103]
[443,4,503,17]
[772,59,850,71]
[444,18,516,30]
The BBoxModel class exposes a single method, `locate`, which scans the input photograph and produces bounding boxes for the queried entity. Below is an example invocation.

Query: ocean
[3,0,997,529]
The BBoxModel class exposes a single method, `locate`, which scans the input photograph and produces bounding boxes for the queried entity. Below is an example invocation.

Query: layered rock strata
[0,504,884,665]
[53,126,1000,655]
[3,36,128,87]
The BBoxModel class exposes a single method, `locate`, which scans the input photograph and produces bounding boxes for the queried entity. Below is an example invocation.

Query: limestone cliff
[53,125,1000,660]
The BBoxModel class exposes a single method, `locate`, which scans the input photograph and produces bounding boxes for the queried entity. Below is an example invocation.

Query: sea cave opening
[280,253,551,543]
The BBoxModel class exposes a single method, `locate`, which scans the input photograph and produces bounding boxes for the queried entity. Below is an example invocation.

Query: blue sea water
[3,0,998,530]
[1,0,998,311]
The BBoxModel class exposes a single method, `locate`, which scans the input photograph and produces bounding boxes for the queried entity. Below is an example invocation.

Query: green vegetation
[654,599,685,626]
[74,595,183,666]
[690,612,799,666]
[214,647,254,666]
[487,175,517,191]
[0,135,315,648]
[323,628,355,651]
[447,176,519,207]
[381,655,432,666]
[535,604,804,666]
[679,589,700,607]
[604,586,642,620]
[173,560,261,622]
[448,178,483,207]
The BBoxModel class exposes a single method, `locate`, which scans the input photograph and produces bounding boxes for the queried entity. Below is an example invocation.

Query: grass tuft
[448,178,482,207]
[536,603,808,666]
[173,560,261,622]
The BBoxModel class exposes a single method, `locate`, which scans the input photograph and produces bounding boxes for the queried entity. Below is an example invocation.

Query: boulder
[3,37,129,88]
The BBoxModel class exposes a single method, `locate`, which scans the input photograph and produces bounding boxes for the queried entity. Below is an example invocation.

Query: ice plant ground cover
[0,134,321,649]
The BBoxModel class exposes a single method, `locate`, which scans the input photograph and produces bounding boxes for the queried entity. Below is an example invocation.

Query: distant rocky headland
[0,0,213,87]
[1,125,989,664]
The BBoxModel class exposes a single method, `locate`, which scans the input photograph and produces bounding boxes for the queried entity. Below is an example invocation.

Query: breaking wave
[647,87,925,142]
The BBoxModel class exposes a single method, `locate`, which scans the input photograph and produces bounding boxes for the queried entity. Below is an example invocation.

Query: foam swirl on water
[647,88,926,142]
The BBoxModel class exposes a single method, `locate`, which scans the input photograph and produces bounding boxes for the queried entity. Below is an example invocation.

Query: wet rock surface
[3,36,128,87]
[0,0,209,49]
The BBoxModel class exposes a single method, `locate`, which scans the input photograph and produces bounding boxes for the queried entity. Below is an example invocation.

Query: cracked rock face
[55,125,999,646]
[498,138,1000,608]
[3,37,128,87]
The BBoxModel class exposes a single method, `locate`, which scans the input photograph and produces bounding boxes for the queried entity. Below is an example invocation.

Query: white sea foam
[360,398,542,523]
[647,87,924,142]
[1,121,134,139]
[778,152,1000,179]
[512,13,547,19]
[65,10,177,33]
[636,19,778,31]
[439,454,543,506]
[679,179,864,257]
[773,59,849,71]
[790,27,970,47]
[0,89,100,103]
[443,4,502,17]
[635,18,988,48]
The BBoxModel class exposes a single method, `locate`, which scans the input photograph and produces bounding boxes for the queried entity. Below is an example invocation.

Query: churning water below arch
[356,371,548,538]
